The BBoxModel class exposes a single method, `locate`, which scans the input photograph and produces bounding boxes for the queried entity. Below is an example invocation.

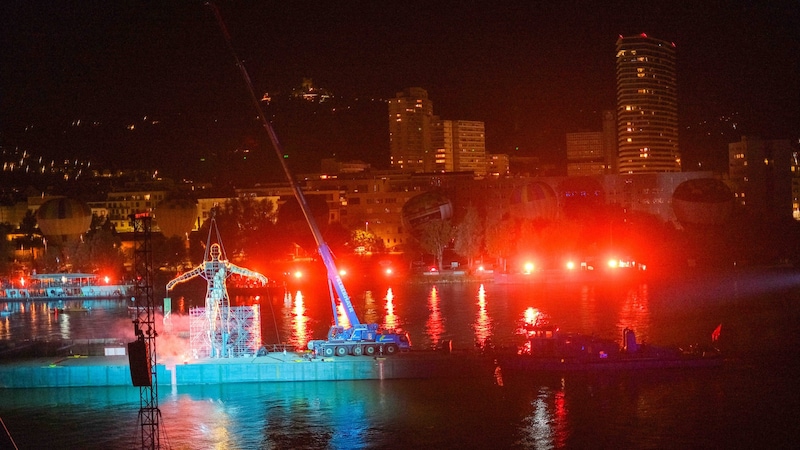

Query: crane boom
[208,2,408,356]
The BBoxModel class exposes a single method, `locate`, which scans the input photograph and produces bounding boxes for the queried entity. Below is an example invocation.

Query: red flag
[711,324,722,342]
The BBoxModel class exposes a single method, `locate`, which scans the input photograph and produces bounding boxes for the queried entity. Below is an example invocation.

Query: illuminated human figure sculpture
[166,243,268,357]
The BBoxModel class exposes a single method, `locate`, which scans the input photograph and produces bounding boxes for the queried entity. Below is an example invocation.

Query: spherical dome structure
[509,182,557,220]
[36,197,92,243]
[672,178,734,228]
[155,199,197,238]
[401,191,453,233]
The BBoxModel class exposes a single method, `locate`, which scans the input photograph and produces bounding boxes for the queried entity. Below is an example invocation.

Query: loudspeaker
[128,340,152,387]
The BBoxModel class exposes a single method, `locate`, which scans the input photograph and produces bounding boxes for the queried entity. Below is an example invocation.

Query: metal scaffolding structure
[130,212,161,449]
[167,217,268,359]
[188,305,262,358]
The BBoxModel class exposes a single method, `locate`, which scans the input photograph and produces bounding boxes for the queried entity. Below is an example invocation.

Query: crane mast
[208,3,409,356]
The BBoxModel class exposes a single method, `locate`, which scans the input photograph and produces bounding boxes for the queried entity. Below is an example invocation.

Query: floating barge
[0,351,491,388]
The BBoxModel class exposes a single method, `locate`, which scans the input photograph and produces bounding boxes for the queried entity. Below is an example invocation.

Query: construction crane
[208,3,410,357]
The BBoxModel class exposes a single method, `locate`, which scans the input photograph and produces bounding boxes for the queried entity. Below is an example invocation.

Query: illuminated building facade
[452,120,487,177]
[566,111,618,177]
[430,117,455,172]
[303,172,422,251]
[728,136,792,219]
[487,153,510,177]
[616,34,680,173]
[431,119,487,176]
[388,88,434,172]
[566,132,605,176]
[100,190,168,232]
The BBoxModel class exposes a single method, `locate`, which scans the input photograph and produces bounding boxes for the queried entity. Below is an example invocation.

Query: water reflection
[519,380,569,448]
[363,290,378,324]
[383,288,398,331]
[159,382,374,449]
[0,299,129,341]
[283,291,314,350]
[616,283,651,343]
[1,280,656,355]
[425,286,444,349]
[473,284,492,348]
[336,303,351,329]
[577,284,597,332]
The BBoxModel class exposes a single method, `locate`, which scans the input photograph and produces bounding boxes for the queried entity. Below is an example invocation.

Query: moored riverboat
[1,273,133,301]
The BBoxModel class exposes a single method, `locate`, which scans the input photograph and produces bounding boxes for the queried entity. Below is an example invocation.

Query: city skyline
[2,2,797,181]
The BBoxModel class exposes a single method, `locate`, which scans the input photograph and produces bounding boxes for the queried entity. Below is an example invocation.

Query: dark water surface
[2,268,799,449]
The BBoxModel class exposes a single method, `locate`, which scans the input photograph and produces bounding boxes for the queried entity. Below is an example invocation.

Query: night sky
[2,1,798,181]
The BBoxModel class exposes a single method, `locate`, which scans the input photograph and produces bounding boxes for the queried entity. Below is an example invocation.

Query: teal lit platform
[0,352,490,388]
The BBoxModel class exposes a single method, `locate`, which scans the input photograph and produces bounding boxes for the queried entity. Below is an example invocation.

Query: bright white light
[524,307,539,325]
[566,261,575,270]
[523,262,535,274]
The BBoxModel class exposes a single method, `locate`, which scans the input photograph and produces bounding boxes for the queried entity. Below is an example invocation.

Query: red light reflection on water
[616,284,651,342]
[384,288,397,330]
[284,291,314,350]
[363,290,378,324]
[425,286,444,348]
[473,284,491,347]
[553,380,569,447]
[336,303,351,329]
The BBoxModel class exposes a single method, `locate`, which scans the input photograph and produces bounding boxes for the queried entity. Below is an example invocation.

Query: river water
[1,268,799,449]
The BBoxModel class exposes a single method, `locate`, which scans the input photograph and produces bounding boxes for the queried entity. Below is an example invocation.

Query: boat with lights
[495,317,722,372]
[1,273,133,301]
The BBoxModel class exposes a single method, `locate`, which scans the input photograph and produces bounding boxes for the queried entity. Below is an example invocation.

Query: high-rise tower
[388,87,434,172]
[431,118,487,176]
[616,34,680,173]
